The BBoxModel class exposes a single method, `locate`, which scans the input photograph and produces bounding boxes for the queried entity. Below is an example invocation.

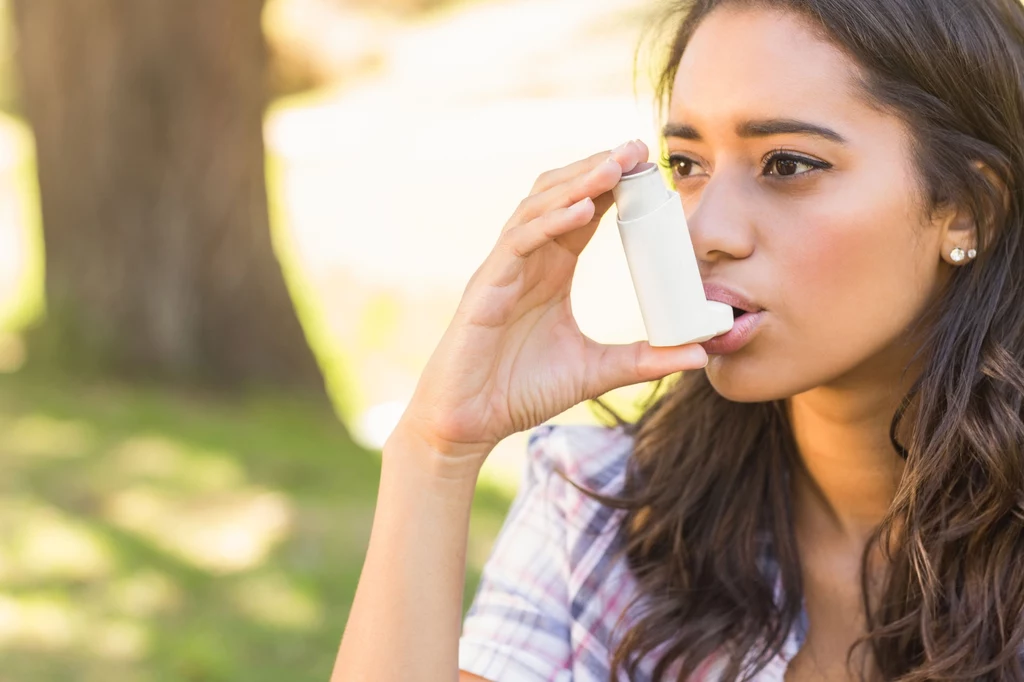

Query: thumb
[582,337,709,397]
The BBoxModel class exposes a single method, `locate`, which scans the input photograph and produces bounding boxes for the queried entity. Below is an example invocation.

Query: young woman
[332,0,1024,679]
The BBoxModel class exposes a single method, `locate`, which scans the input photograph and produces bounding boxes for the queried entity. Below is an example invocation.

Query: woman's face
[669,6,959,401]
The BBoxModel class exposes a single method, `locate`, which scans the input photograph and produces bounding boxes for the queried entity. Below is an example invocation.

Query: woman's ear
[936,193,977,266]
[938,212,977,265]
[938,160,1008,265]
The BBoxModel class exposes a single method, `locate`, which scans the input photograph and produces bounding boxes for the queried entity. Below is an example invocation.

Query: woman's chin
[703,354,797,403]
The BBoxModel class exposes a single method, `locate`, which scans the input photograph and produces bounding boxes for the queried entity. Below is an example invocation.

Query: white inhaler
[612,161,734,347]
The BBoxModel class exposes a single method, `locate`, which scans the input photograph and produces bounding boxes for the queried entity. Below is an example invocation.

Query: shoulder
[459,423,643,680]
[522,423,636,566]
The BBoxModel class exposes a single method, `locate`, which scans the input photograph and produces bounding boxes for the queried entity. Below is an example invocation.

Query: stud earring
[950,247,966,262]
[967,248,977,259]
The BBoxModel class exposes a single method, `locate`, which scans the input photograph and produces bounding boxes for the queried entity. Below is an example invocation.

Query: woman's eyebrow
[662,118,848,145]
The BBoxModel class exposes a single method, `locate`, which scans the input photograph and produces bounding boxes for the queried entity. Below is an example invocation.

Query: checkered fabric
[458,423,807,681]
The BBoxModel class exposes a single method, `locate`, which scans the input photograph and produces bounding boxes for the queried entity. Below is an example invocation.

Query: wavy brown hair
[555,0,1024,679]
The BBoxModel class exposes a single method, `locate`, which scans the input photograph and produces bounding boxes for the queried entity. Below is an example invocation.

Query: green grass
[0,372,513,681]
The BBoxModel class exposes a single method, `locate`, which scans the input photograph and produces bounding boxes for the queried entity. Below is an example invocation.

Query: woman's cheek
[783,217,883,343]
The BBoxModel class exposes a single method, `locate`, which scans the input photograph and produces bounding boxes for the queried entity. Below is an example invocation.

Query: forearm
[331,427,484,682]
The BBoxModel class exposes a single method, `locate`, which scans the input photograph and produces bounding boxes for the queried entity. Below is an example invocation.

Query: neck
[786,362,918,548]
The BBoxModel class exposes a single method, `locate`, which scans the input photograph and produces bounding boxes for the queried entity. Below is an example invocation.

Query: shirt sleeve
[458,424,574,682]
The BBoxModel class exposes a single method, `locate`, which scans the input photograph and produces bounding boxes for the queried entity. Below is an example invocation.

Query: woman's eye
[659,154,704,179]
[763,153,828,177]
[659,151,830,181]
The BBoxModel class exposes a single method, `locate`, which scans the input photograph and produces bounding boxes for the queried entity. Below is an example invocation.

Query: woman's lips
[700,310,767,355]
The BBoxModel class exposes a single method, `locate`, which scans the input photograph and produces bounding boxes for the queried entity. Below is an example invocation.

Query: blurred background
[0,0,673,679]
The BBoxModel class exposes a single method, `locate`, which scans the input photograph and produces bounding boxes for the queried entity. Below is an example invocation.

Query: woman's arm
[331,425,486,682]
[329,138,704,681]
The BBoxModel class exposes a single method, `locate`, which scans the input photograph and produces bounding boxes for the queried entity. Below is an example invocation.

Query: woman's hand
[394,139,709,471]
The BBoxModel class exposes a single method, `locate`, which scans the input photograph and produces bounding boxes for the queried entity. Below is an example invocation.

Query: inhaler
[612,162,734,347]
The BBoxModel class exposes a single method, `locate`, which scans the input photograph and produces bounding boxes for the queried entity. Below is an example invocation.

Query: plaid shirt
[458,423,807,681]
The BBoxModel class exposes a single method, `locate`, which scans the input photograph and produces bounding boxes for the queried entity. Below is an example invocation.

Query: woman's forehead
[669,6,864,127]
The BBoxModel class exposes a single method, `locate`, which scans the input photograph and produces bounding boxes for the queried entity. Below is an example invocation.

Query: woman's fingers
[529,139,649,196]
[482,195,598,288]
[528,147,625,195]
[553,190,616,257]
[507,156,621,232]
[509,140,649,228]
[482,159,617,285]
[471,139,652,307]
[481,141,651,288]
[506,195,597,257]
[582,336,709,398]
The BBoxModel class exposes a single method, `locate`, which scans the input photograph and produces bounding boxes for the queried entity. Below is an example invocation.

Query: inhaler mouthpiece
[612,162,734,347]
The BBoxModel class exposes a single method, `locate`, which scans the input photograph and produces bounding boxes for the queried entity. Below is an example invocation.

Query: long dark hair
[560,0,1024,679]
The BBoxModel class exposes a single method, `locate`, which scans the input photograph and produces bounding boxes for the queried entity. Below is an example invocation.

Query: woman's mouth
[701,309,767,355]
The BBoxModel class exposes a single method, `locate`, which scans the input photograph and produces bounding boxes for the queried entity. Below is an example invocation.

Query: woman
[333,0,1024,679]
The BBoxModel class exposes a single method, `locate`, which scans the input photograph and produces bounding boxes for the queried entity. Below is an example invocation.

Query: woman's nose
[686,173,756,263]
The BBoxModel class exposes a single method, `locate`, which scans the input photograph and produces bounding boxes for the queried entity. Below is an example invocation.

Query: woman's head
[653,0,1018,403]
[566,0,1024,679]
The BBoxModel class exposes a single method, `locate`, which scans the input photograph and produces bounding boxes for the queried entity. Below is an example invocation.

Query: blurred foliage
[0,372,513,681]
[337,0,473,16]
[0,113,42,335]
[263,0,386,100]
[0,0,19,116]
[0,0,445,115]
[263,0,481,100]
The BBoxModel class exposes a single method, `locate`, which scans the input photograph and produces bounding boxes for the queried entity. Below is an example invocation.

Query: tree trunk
[11,0,327,398]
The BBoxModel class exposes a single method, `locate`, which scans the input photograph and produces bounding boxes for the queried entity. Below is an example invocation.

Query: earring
[967,248,977,259]
[950,247,966,262]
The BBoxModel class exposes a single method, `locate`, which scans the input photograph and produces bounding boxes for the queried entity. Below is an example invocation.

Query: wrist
[383,422,489,484]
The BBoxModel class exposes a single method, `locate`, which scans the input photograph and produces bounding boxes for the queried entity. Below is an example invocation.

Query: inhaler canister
[612,162,734,347]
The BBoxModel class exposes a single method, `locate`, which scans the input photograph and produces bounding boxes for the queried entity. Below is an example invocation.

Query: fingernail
[571,196,593,212]
[613,140,633,153]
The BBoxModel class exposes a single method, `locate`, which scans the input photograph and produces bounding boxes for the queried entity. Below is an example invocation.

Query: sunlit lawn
[0,371,513,681]
[0,114,515,681]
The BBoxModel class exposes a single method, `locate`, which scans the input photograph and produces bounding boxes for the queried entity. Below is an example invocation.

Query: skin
[664,6,981,680]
